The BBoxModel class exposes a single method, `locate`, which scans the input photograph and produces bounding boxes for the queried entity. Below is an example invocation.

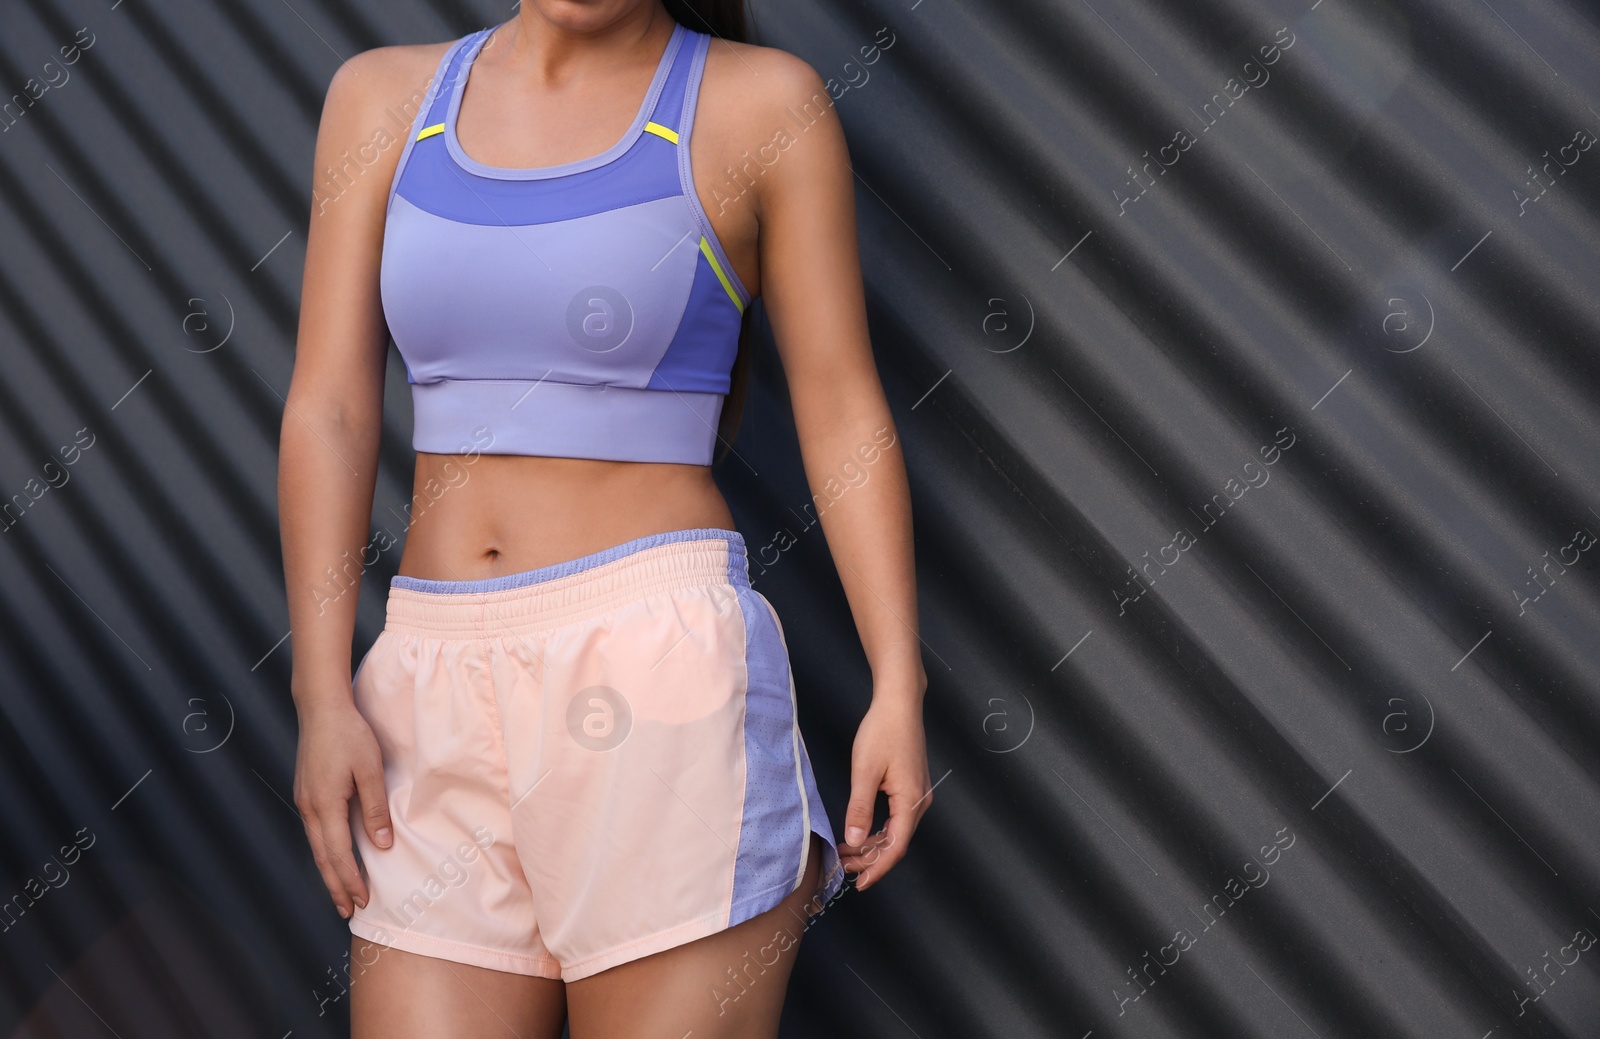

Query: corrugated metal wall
[3,0,1599,1036]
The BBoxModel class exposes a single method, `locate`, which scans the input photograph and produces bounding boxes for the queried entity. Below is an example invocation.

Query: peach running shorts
[346,527,844,981]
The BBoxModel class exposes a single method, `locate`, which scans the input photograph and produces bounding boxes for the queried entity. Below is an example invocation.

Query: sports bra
[380,21,753,465]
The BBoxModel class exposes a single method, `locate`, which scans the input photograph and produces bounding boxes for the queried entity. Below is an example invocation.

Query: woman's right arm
[279,45,437,919]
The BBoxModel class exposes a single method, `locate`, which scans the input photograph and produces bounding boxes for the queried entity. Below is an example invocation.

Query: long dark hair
[662,0,757,467]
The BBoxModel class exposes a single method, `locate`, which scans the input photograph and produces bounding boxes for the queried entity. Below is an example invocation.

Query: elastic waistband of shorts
[383,527,750,637]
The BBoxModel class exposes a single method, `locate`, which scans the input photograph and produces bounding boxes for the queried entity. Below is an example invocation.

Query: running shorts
[345,527,845,981]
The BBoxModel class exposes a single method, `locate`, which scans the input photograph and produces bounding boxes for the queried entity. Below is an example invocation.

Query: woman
[280,1,929,1035]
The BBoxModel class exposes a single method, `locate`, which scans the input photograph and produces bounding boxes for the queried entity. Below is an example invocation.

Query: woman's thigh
[564,832,828,1039]
[348,938,568,1039]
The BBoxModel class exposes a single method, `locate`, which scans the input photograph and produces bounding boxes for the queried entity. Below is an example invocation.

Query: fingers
[842,756,879,850]
[839,753,884,884]
[353,763,394,852]
[840,764,934,892]
[854,786,923,891]
[296,789,369,917]
[301,809,351,917]
[839,749,884,884]
[293,710,389,921]
[298,795,360,918]
[838,827,888,879]
[324,798,371,912]
[843,827,896,891]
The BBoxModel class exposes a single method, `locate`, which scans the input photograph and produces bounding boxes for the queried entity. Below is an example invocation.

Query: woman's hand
[839,684,931,891]
[292,699,393,919]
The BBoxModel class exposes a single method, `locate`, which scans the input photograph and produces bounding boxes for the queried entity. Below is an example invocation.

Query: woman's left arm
[749,53,931,892]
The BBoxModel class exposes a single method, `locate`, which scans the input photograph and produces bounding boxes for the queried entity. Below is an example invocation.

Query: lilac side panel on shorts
[729,582,806,912]
[728,546,845,920]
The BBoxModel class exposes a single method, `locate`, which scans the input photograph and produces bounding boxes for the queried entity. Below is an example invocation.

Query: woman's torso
[383,17,760,580]
[399,453,733,577]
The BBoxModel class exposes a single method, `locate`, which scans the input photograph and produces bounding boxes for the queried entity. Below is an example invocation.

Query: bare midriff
[396,451,737,581]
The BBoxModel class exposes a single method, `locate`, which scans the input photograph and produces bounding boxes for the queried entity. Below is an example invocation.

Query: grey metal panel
[1,1,1597,1036]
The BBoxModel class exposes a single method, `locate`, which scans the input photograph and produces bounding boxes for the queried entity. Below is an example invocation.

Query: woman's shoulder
[319,38,460,125]
[700,37,829,117]
[694,37,840,175]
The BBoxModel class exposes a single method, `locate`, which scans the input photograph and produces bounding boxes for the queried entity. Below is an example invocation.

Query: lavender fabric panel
[646,255,743,394]
[396,137,683,226]
[729,578,809,915]
[382,192,700,387]
[409,378,722,464]
[798,733,845,906]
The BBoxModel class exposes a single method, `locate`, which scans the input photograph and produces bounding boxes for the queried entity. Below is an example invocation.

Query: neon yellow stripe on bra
[416,123,445,141]
[699,237,744,314]
[643,121,679,144]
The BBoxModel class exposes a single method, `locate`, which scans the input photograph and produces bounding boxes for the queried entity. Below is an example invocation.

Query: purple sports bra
[380,21,751,465]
